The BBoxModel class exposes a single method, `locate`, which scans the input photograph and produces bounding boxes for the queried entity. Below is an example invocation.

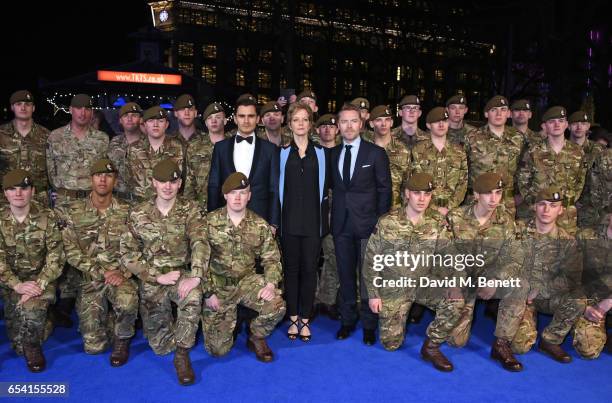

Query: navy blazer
[207,135,280,226]
[330,139,392,238]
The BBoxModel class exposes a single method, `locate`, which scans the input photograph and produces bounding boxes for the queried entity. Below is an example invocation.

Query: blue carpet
[0,304,610,402]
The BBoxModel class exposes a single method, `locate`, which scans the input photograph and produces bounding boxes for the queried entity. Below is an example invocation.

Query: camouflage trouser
[572,314,607,359]
[315,234,339,306]
[511,305,538,354]
[77,278,138,354]
[58,264,82,300]
[2,284,55,355]
[202,273,286,357]
[140,277,202,355]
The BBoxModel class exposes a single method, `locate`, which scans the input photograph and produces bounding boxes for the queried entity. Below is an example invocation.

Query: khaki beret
[174,94,196,110]
[3,169,32,189]
[9,90,34,105]
[426,107,449,124]
[445,94,466,106]
[568,110,589,124]
[203,102,225,120]
[350,97,370,110]
[152,159,181,182]
[473,172,504,193]
[222,172,250,194]
[296,90,317,102]
[484,95,509,112]
[143,106,168,121]
[315,114,337,128]
[406,173,435,192]
[260,101,282,116]
[90,159,117,175]
[119,102,143,117]
[541,106,567,122]
[510,99,531,111]
[399,95,420,107]
[70,94,93,108]
[535,186,563,203]
[369,105,392,120]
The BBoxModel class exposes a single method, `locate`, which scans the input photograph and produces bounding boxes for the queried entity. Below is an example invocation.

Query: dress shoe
[421,338,453,372]
[363,329,376,346]
[539,339,572,363]
[319,304,341,321]
[491,338,523,372]
[173,347,195,385]
[247,336,274,362]
[336,325,355,340]
[23,344,46,373]
[110,338,130,367]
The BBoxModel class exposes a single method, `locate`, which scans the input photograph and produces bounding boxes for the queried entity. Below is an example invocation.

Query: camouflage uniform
[126,136,184,202]
[202,207,285,357]
[392,126,428,151]
[315,233,339,307]
[120,197,208,355]
[0,202,64,354]
[576,139,605,228]
[107,133,143,199]
[57,196,138,354]
[589,149,612,225]
[183,134,216,213]
[256,126,292,147]
[411,137,468,210]
[375,134,411,208]
[447,122,476,146]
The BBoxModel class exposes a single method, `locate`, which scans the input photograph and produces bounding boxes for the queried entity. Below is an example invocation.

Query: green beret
[236,93,257,105]
[369,105,392,120]
[510,99,531,111]
[568,110,589,124]
[174,94,196,110]
[296,90,317,102]
[541,106,567,122]
[70,94,93,108]
[152,159,181,182]
[119,102,143,117]
[9,90,34,104]
[350,97,370,110]
[484,95,509,112]
[399,95,420,107]
[90,159,117,175]
[535,186,563,203]
[315,114,337,128]
[473,172,504,193]
[426,107,449,124]
[445,94,466,107]
[260,101,282,116]
[203,102,225,120]
[143,106,168,121]
[222,172,250,194]
[3,169,33,189]
[406,173,435,192]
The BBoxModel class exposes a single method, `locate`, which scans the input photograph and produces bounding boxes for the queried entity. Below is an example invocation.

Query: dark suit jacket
[208,135,280,226]
[330,139,392,238]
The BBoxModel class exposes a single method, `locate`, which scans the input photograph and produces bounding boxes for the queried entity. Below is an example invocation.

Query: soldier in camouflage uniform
[589,148,612,225]
[411,107,468,216]
[510,99,543,146]
[392,95,429,150]
[121,159,207,385]
[312,114,340,148]
[107,102,143,202]
[202,172,285,363]
[350,97,374,141]
[517,106,586,235]
[169,94,203,148]
[0,90,50,206]
[57,159,137,367]
[256,101,292,147]
[126,106,184,202]
[445,94,476,146]
[0,169,64,372]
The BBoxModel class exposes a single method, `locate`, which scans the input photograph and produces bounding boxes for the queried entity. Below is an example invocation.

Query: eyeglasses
[401,105,420,112]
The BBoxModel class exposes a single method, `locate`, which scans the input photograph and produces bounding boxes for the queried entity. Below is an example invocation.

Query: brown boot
[420,338,453,372]
[491,338,523,372]
[23,344,46,373]
[173,347,195,385]
[539,339,572,363]
[247,336,274,363]
[110,338,130,367]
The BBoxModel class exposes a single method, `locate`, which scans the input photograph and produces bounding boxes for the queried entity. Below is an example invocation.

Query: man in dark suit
[331,103,392,345]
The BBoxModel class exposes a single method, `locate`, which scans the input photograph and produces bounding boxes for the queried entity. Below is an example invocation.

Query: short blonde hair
[287,102,314,127]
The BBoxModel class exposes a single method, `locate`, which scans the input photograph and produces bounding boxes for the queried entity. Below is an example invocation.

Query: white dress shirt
[233,131,256,178]
[338,135,361,181]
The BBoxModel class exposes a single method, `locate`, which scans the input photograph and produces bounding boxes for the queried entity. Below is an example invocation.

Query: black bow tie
[236,135,254,144]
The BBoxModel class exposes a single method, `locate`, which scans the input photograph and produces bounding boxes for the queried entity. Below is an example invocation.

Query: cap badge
[106,163,112,171]
[172,171,178,179]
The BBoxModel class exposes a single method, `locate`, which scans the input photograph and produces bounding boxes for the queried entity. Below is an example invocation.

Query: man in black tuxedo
[330,103,392,345]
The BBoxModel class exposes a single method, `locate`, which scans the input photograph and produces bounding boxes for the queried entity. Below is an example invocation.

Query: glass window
[178,62,193,76]
[202,44,217,59]
[178,42,194,57]
[258,70,272,89]
[201,65,216,84]
[235,68,246,86]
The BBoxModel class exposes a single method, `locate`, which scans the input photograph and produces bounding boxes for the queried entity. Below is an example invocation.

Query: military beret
[90,159,117,175]
[484,95,509,112]
[445,94,467,106]
[260,101,282,116]
[119,102,143,117]
[174,94,196,110]
[70,94,93,108]
[315,114,337,128]
[143,106,168,121]
[473,172,504,193]
[222,172,250,194]
[9,90,34,105]
[510,99,531,111]
[426,107,449,124]
[152,159,181,182]
[236,93,257,107]
[3,169,32,189]
[568,110,589,124]
[406,173,435,192]
[369,105,392,120]
[296,90,317,102]
[203,102,225,120]
[535,186,563,203]
[350,97,370,110]
[399,95,420,107]
[541,106,567,122]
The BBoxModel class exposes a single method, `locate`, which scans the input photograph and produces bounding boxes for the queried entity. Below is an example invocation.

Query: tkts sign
[97,70,182,85]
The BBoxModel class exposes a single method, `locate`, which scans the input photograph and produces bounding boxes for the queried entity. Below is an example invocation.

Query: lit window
[178,62,193,76]
[327,99,337,112]
[258,70,271,89]
[235,68,246,86]
[201,65,216,84]
[434,69,444,81]
[344,59,353,71]
[359,80,368,96]
[260,50,273,63]
[178,42,194,57]
[236,48,249,62]
[302,54,313,69]
[202,44,217,59]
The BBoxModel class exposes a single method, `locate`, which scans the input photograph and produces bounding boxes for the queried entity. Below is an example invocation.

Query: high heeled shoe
[299,318,311,342]
[287,318,299,340]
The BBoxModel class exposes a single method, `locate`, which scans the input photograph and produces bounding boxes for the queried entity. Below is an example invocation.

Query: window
[201,65,216,84]
[301,54,313,69]
[360,61,368,72]
[331,77,337,95]
[330,58,337,70]
[178,62,193,76]
[235,68,246,86]
[236,48,249,62]
[471,73,481,83]
[434,88,444,103]
[327,99,337,112]
[280,75,288,89]
[260,49,273,63]
[359,80,368,96]
[418,88,426,100]
[417,68,425,81]
[434,69,444,81]
[302,72,312,89]
[344,80,353,95]
[258,69,271,89]
[258,94,270,104]
[178,42,194,57]
[457,72,468,82]
[344,59,353,71]
[202,44,217,59]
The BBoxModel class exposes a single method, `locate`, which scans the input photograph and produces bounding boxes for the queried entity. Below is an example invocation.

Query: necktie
[236,135,253,144]
[343,144,352,187]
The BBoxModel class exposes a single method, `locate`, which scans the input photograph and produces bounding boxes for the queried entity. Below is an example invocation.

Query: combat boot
[539,339,572,363]
[23,344,46,373]
[173,347,195,385]
[110,337,130,367]
[491,338,523,371]
[247,336,274,362]
[421,338,453,372]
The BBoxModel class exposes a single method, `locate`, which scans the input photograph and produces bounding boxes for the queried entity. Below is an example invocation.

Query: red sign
[97,70,182,85]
